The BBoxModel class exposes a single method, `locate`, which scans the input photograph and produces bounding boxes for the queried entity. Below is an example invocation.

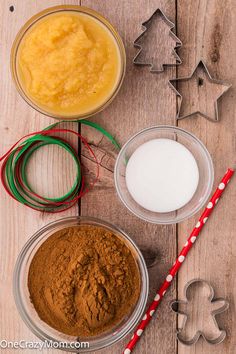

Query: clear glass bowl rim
[13,216,149,352]
[114,125,214,224]
[10,5,126,121]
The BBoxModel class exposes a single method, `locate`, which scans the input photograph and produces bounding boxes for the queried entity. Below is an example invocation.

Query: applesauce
[11,6,126,119]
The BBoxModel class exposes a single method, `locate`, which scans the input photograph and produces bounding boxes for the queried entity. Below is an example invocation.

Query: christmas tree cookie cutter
[169,60,232,121]
[133,8,182,72]
[171,279,229,345]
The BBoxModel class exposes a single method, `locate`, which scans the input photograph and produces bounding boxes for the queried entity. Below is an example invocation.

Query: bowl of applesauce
[11,6,126,120]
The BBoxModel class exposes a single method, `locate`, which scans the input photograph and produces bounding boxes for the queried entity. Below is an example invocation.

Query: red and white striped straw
[123,168,234,354]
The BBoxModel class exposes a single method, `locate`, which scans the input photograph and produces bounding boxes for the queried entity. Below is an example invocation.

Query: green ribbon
[1,120,120,212]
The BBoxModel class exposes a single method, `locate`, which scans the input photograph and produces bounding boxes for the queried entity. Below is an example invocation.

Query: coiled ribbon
[0,120,120,212]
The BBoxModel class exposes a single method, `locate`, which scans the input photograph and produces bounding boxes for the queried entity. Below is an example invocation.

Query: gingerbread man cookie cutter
[171,279,229,345]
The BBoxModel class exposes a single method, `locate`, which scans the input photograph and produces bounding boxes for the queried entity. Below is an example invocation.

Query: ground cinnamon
[28,225,141,337]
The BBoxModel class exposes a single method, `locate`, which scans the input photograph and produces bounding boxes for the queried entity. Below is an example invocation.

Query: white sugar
[126,139,199,213]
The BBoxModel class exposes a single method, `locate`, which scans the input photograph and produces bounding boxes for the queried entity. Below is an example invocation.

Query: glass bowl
[11,5,126,120]
[13,217,148,352]
[114,126,214,224]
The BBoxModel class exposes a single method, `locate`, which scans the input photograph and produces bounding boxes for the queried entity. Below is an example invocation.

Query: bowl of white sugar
[114,126,214,224]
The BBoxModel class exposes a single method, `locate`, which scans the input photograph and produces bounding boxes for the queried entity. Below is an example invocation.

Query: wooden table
[0,1,235,353]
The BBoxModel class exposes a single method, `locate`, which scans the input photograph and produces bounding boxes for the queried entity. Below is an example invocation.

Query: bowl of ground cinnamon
[13,217,149,352]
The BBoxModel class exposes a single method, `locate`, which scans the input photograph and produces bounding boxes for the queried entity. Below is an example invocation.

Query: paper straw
[123,168,234,354]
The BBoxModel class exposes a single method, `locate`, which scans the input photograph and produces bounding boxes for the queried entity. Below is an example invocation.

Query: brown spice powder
[28,225,141,337]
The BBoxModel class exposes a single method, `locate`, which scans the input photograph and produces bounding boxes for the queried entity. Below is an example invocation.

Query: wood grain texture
[80,1,177,353]
[177,1,236,354]
[0,1,235,354]
[0,1,80,354]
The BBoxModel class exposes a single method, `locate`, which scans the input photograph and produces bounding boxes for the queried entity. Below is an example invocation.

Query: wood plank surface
[0,1,235,354]
[80,1,177,353]
[177,1,236,354]
[0,1,80,354]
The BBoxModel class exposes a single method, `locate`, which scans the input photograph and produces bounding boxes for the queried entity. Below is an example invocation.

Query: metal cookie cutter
[171,279,229,345]
[168,60,232,121]
[133,8,182,73]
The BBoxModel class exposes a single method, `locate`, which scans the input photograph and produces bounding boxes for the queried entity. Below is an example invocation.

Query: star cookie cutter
[171,279,229,345]
[169,60,232,121]
[133,8,182,72]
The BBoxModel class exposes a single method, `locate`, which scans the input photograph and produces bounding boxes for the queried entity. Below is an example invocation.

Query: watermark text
[0,339,89,350]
